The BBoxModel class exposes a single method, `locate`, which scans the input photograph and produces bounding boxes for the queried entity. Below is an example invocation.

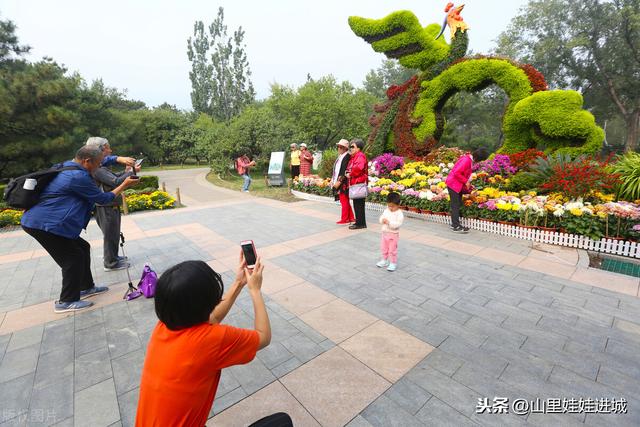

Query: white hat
[300,143,307,148]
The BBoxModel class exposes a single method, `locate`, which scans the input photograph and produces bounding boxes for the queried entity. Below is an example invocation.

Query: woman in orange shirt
[136,255,289,426]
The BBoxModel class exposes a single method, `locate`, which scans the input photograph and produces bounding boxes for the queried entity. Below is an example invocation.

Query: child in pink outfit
[377,192,404,272]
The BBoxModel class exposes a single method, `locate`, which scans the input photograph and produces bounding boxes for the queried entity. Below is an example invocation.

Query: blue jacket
[21,161,116,239]
[101,155,118,167]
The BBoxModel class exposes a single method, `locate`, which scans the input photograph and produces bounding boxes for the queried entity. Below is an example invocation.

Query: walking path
[1,169,639,426]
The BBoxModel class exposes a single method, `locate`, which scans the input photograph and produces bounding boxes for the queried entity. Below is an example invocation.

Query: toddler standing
[377,192,404,271]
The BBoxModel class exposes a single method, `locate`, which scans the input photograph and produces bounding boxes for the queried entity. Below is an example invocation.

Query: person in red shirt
[346,138,369,229]
[136,254,286,426]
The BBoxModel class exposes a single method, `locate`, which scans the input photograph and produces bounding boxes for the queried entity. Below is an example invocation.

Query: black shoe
[452,226,469,233]
[349,224,367,230]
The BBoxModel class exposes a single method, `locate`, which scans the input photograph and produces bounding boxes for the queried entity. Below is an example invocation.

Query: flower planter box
[291,190,640,259]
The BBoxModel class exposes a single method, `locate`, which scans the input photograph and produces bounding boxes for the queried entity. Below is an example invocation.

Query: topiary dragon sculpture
[349,4,604,158]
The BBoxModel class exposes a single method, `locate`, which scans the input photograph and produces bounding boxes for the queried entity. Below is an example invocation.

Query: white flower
[448,162,454,168]
[553,208,565,217]
[418,191,428,199]
[438,163,445,168]
[425,190,435,201]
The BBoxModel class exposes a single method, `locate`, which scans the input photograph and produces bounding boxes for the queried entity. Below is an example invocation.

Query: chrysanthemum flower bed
[294,150,640,242]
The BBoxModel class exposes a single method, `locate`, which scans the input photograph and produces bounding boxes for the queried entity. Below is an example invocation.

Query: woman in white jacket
[376,192,404,272]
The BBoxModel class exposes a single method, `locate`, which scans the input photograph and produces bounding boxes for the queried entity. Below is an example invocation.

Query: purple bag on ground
[137,264,158,298]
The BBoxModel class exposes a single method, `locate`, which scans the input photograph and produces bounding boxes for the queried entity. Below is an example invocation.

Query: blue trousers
[242,173,252,191]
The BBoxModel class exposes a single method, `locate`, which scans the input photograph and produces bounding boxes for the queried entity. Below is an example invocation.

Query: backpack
[3,164,80,210]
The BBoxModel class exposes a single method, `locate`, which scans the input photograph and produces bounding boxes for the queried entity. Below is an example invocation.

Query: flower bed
[293,149,640,246]
[0,191,176,228]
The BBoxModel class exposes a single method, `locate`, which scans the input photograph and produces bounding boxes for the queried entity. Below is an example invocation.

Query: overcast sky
[0,0,529,110]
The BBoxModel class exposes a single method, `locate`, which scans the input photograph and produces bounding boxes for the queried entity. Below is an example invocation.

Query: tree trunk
[625,110,640,152]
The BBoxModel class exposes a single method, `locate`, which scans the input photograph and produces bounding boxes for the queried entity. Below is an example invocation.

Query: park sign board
[267,151,285,186]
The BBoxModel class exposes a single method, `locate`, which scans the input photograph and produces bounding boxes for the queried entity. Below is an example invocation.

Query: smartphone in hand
[240,240,257,269]
[135,158,144,167]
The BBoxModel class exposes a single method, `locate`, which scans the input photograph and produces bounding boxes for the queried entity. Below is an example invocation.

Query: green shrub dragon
[349,5,604,157]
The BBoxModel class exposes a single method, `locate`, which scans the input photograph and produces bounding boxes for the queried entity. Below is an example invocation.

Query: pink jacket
[445,154,472,193]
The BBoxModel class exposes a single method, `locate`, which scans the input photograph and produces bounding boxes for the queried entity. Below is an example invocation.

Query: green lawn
[206,169,300,203]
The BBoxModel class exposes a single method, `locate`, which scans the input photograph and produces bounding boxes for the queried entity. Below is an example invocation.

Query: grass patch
[206,169,300,203]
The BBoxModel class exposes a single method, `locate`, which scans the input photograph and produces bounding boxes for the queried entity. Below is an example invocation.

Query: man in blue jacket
[21,146,139,313]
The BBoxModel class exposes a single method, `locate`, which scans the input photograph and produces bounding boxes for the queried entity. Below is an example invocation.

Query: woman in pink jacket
[445,148,487,233]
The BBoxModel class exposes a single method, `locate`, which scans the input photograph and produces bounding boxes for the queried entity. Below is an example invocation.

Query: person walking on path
[299,143,314,176]
[331,139,354,224]
[377,192,404,272]
[236,154,256,192]
[21,146,139,313]
[445,148,487,233]
[86,137,139,271]
[289,143,301,179]
[346,138,368,230]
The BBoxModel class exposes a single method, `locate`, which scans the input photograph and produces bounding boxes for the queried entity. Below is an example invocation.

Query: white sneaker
[376,259,389,268]
[387,263,397,272]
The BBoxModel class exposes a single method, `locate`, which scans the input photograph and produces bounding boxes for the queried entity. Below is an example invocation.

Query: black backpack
[3,164,81,210]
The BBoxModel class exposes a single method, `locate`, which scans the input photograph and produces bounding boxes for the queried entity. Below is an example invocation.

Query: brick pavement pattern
[0,169,639,426]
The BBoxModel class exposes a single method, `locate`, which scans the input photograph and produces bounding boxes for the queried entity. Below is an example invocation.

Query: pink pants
[381,232,399,263]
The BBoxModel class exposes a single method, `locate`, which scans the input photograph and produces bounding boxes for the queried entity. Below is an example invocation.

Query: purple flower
[372,154,404,176]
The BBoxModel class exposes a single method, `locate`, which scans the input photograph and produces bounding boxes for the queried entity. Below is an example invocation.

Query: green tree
[0,16,29,62]
[187,7,255,120]
[363,59,418,100]
[495,0,640,151]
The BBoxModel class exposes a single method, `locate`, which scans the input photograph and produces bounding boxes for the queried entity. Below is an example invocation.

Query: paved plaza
[1,169,640,426]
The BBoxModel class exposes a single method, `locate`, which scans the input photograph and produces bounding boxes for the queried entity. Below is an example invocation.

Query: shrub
[526,153,576,185]
[0,184,5,202]
[608,152,640,201]
[505,172,543,192]
[318,149,338,179]
[424,146,465,164]
[131,175,159,191]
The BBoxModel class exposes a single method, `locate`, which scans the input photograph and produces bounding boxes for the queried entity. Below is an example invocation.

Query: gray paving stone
[74,324,107,358]
[217,370,241,397]
[106,327,141,360]
[357,296,404,324]
[361,395,424,427]
[470,286,522,308]
[0,344,39,383]
[74,347,112,392]
[596,365,640,399]
[228,357,275,395]
[500,285,554,307]
[28,375,73,426]
[102,305,135,332]
[605,338,640,361]
[0,373,34,423]
[585,299,640,325]
[256,342,293,370]
[452,299,507,325]
[6,325,43,353]
[521,338,599,380]
[34,346,74,390]
[288,317,327,344]
[405,365,481,422]
[279,332,324,364]
[534,317,603,351]
[420,299,472,325]
[439,337,508,377]
[383,377,432,415]
[270,357,303,378]
[393,316,449,347]
[564,340,640,382]
[384,286,427,306]
[415,397,479,427]
[40,318,74,356]
[211,385,247,416]
[464,316,526,348]
[111,349,144,396]
[502,317,567,350]
[74,309,104,332]
[74,377,120,427]
[0,334,10,363]
[417,348,464,377]
[481,337,554,380]
[345,415,374,427]
[428,317,488,347]
[116,387,139,427]
[485,300,541,325]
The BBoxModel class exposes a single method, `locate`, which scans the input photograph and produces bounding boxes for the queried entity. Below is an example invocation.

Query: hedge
[131,175,159,191]
[348,11,449,71]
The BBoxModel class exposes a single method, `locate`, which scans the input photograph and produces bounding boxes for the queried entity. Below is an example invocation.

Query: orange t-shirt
[136,321,259,427]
